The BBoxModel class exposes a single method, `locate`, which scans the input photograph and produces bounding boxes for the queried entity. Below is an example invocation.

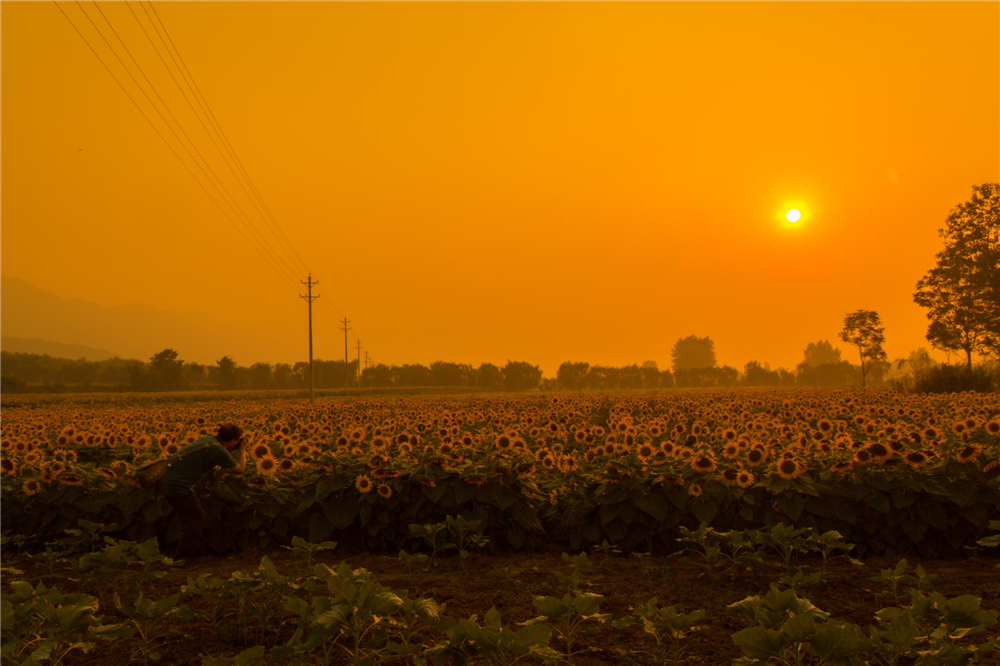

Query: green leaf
[808,621,868,662]
[732,626,786,661]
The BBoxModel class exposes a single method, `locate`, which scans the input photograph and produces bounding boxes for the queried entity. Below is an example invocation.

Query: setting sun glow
[786,209,801,223]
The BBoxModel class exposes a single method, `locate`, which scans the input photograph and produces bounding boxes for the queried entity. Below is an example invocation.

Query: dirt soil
[5,546,999,666]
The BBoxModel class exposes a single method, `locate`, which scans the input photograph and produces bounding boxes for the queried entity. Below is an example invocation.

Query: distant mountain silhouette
[1,336,116,361]
[0,276,301,365]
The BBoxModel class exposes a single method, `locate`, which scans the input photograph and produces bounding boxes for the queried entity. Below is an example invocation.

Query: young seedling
[522,592,611,665]
[445,514,491,564]
[807,530,863,581]
[613,598,706,666]
[554,552,592,592]
[591,539,622,560]
[281,536,338,570]
[408,522,454,568]
[398,549,430,574]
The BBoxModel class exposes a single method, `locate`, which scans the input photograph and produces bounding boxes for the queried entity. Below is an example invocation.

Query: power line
[144,0,312,276]
[57,1,390,364]
[131,0,311,279]
[53,0,302,296]
[87,1,304,288]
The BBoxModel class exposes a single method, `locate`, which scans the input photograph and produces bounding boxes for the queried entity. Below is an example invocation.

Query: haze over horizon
[2,2,997,376]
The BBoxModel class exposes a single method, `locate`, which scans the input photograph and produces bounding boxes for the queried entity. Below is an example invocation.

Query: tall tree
[149,348,185,391]
[913,182,1000,367]
[215,355,238,390]
[800,340,842,368]
[557,362,590,390]
[839,310,887,388]
[670,335,717,371]
[502,360,542,391]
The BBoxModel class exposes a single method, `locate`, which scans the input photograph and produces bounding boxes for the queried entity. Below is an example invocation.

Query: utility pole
[300,275,320,403]
[356,339,362,388]
[340,317,351,390]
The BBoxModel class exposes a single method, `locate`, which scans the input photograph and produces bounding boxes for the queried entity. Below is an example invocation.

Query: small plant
[397,549,429,574]
[61,519,121,555]
[754,523,813,573]
[613,598,706,666]
[677,523,766,583]
[1,580,134,666]
[77,537,183,596]
[445,514,491,561]
[522,592,611,665]
[728,586,868,666]
[113,591,194,666]
[429,606,562,666]
[554,552,592,592]
[806,530,863,581]
[591,539,621,559]
[408,522,454,568]
[281,536,338,570]
[870,559,936,607]
[181,573,230,641]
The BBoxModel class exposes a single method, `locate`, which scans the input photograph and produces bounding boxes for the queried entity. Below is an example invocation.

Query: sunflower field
[1,388,998,558]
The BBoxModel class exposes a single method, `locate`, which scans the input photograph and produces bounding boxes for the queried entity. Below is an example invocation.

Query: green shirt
[161,436,237,497]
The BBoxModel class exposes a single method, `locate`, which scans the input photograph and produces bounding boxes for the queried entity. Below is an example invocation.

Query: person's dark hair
[217,423,243,444]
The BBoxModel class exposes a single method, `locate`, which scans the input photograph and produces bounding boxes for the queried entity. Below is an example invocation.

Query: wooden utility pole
[340,317,351,389]
[356,339,362,388]
[300,275,320,403]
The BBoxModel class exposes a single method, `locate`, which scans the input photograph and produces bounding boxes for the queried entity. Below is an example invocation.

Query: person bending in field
[162,423,248,559]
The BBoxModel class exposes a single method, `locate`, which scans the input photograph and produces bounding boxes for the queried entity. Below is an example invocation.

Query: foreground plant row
[1,390,998,556]
[3,522,999,666]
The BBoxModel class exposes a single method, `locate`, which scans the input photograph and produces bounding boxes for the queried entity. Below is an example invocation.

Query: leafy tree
[393,363,432,387]
[475,362,502,390]
[743,360,780,387]
[557,362,590,390]
[126,359,148,391]
[670,335,716,371]
[430,361,473,387]
[800,340,842,368]
[796,361,859,387]
[248,362,272,390]
[361,363,393,388]
[273,363,296,389]
[640,361,661,389]
[502,360,542,391]
[148,349,185,391]
[839,310,888,388]
[215,355,238,390]
[914,182,1000,367]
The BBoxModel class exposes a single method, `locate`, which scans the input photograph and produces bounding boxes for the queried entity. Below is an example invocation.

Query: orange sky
[2,1,998,375]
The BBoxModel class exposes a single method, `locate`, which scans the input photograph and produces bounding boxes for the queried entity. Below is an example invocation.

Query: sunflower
[736,471,754,488]
[817,420,833,434]
[58,474,84,486]
[746,449,765,467]
[376,483,393,499]
[985,419,1000,435]
[165,443,181,456]
[637,443,654,461]
[866,442,892,462]
[278,459,296,473]
[251,444,271,460]
[722,443,739,459]
[956,444,982,463]
[22,479,40,496]
[355,474,373,492]
[853,449,872,464]
[688,483,703,498]
[516,464,536,478]
[95,467,117,481]
[830,461,854,473]
[496,434,512,451]
[585,448,599,463]
[691,455,717,473]
[256,455,278,476]
[776,459,802,480]
[541,455,556,469]
[720,468,739,486]
[903,451,929,469]
[0,458,15,476]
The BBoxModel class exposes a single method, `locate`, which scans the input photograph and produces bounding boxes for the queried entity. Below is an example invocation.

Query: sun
[785,209,801,223]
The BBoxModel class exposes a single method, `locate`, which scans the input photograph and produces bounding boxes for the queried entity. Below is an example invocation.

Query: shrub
[913,364,997,394]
